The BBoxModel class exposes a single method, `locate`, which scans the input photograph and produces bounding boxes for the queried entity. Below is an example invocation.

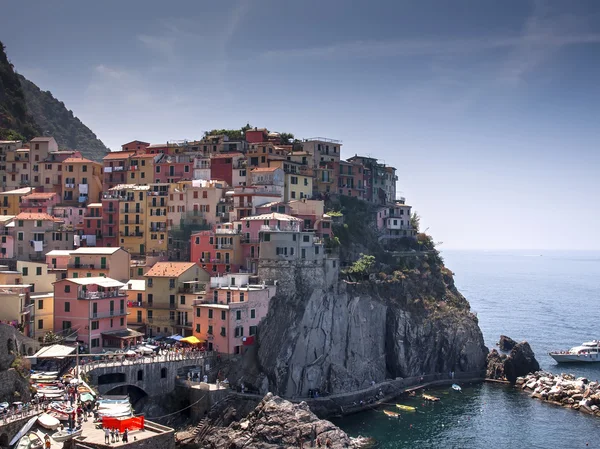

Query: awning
[168,334,183,341]
[101,329,144,340]
[32,345,76,358]
[180,336,204,344]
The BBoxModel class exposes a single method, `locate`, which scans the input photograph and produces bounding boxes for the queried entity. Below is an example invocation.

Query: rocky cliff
[0,324,38,403]
[255,252,487,398]
[197,393,371,449]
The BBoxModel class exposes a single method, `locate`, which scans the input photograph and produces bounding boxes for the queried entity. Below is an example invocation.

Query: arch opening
[98,372,126,385]
[0,433,8,447]
[104,385,148,411]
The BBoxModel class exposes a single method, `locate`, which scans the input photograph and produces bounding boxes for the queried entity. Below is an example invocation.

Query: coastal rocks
[486,337,540,384]
[498,335,517,352]
[504,341,540,384]
[0,324,38,402]
[199,393,371,448]
[517,372,600,417]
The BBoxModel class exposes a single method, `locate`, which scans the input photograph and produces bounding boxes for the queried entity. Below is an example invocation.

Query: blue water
[334,250,600,448]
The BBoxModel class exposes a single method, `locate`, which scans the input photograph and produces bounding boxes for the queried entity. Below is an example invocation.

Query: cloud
[137,34,176,62]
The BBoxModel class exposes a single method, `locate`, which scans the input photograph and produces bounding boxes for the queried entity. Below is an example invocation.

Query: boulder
[485,349,507,380]
[498,335,517,352]
[503,341,540,384]
[199,393,372,449]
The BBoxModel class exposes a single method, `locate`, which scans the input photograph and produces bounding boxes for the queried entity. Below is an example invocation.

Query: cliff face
[256,255,487,398]
[0,324,38,403]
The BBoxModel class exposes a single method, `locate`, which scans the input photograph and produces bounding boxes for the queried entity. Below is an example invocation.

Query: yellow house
[66,247,131,282]
[31,292,54,342]
[17,261,55,293]
[144,262,209,337]
[110,184,169,256]
[0,268,33,337]
[269,160,313,201]
[128,154,157,184]
[1,187,34,215]
[61,156,103,205]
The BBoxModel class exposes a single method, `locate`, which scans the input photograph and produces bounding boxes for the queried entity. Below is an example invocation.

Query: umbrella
[180,336,203,344]
[125,350,136,356]
[169,334,183,341]
[80,393,95,403]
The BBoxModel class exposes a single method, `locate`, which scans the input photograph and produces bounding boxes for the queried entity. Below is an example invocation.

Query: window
[91,338,99,348]
[137,311,142,323]
[161,368,167,378]
[226,291,231,303]
[91,321,99,330]
[220,327,226,337]
[36,267,42,276]
[147,293,153,304]
[235,326,244,337]
[37,319,43,330]
[22,267,28,276]
[120,318,124,326]
[208,325,213,335]
[18,232,24,241]
[250,309,256,319]
[38,299,43,310]
[169,279,175,289]
[137,370,143,381]
[147,278,153,287]
[303,235,310,242]
[202,191,207,198]
[64,302,70,312]
[82,165,87,172]
[208,309,213,319]
[195,324,200,332]
[180,295,185,305]
[249,325,257,336]
[263,233,270,242]
[240,292,244,303]
[236,310,242,320]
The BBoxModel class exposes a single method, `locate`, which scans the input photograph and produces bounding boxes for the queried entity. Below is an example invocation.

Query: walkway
[80,351,211,374]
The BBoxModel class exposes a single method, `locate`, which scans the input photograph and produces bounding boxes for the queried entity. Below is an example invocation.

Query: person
[111,427,116,443]
[104,427,111,444]
[44,435,51,449]
[115,427,120,442]
[122,429,128,444]
[325,438,332,448]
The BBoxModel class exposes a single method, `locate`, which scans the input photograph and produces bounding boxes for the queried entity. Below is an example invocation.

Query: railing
[147,317,176,325]
[78,290,126,300]
[260,224,300,232]
[304,137,342,144]
[92,309,127,318]
[176,322,193,328]
[120,220,144,225]
[148,191,169,196]
[68,263,106,269]
[178,285,206,294]
[120,231,144,237]
[120,208,144,214]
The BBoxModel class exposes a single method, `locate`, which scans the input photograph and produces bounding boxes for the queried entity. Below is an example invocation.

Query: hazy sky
[3,0,600,250]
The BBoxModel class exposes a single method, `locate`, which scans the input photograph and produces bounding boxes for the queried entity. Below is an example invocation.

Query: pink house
[154,154,193,183]
[53,277,140,352]
[20,192,59,214]
[192,274,276,354]
[288,199,333,238]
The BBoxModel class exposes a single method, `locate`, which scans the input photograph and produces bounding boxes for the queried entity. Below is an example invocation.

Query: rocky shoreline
[517,372,600,417]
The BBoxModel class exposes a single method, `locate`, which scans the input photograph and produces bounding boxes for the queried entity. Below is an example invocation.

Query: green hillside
[0,41,109,161]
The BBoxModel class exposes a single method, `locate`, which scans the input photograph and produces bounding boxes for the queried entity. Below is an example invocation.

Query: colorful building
[288,199,333,238]
[66,247,131,282]
[210,153,245,186]
[192,273,276,353]
[53,277,135,353]
[154,154,193,184]
[190,223,244,275]
[377,203,416,240]
[0,215,15,260]
[61,156,103,206]
[77,203,103,246]
[1,187,34,215]
[122,279,146,333]
[13,212,72,262]
[143,262,210,338]
[20,192,59,214]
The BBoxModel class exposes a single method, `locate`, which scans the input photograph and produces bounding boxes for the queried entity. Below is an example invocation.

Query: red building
[101,194,120,248]
[245,128,268,143]
[210,153,244,186]
[121,140,150,152]
[154,154,193,184]
[190,225,243,275]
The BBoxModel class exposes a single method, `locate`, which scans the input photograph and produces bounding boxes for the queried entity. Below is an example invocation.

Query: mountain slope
[18,74,109,161]
[0,41,40,141]
[0,41,109,161]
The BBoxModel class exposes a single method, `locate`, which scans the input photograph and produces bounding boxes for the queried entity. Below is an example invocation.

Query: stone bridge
[0,413,41,449]
[83,355,210,398]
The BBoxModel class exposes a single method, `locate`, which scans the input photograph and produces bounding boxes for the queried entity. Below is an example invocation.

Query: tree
[279,132,295,144]
[410,212,421,232]
[345,253,376,280]
[43,331,64,345]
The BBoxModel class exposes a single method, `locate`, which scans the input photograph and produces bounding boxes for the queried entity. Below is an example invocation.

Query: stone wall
[0,414,38,448]
[86,357,206,397]
[74,421,175,449]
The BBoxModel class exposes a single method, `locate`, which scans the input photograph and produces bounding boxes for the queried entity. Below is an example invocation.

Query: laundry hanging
[33,241,43,252]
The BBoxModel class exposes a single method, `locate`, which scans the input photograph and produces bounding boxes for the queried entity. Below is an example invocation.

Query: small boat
[52,427,83,442]
[549,340,600,363]
[9,416,38,446]
[15,432,44,449]
[396,404,416,412]
[422,394,440,402]
[49,412,69,422]
[452,384,462,392]
[38,413,61,430]
[383,410,400,418]
[0,402,9,410]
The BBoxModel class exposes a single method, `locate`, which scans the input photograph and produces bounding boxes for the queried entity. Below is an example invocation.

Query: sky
[2,0,600,250]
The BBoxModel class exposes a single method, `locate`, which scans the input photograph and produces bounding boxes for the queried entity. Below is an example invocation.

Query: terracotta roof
[62,157,97,164]
[144,262,196,278]
[22,192,58,200]
[103,151,136,160]
[30,137,54,142]
[132,154,157,158]
[15,212,59,221]
[251,167,280,173]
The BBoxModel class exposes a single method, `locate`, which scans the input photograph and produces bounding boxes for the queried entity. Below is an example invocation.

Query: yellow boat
[396,404,416,412]
[422,394,440,402]
[383,410,400,418]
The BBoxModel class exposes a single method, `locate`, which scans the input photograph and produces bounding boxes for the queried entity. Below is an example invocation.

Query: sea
[333,250,600,449]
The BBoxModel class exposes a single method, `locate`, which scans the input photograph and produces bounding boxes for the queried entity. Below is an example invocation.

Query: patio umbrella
[180,336,203,344]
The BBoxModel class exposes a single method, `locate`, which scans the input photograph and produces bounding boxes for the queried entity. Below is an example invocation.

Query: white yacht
[549,340,600,363]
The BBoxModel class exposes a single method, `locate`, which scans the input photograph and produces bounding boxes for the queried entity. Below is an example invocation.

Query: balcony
[240,237,261,244]
[78,290,126,300]
[260,224,300,233]
[68,263,106,270]
[178,285,206,294]
[120,208,144,214]
[91,309,127,319]
[147,317,176,325]
[120,231,144,237]
[176,321,193,328]
[148,190,169,196]
[120,220,144,225]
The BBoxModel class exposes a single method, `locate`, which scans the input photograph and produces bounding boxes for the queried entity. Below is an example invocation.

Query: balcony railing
[178,285,206,294]
[68,263,106,269]
[120,208,144,214]
[121,220,144,225]
[147,317,176,325]
[78,290,126,300]
[92,309,127,319]
[120,232,144,237]
[176,321,193,328]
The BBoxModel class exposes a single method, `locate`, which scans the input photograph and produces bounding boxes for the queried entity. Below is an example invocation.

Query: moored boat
[383,410,400,418]
[52,427,83,442]
[38,413,61,430]
[16,432,44,449]
[452,384,462,392]
[396,404,416,411]
[422,394,440,402]
[549,340,600,363]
